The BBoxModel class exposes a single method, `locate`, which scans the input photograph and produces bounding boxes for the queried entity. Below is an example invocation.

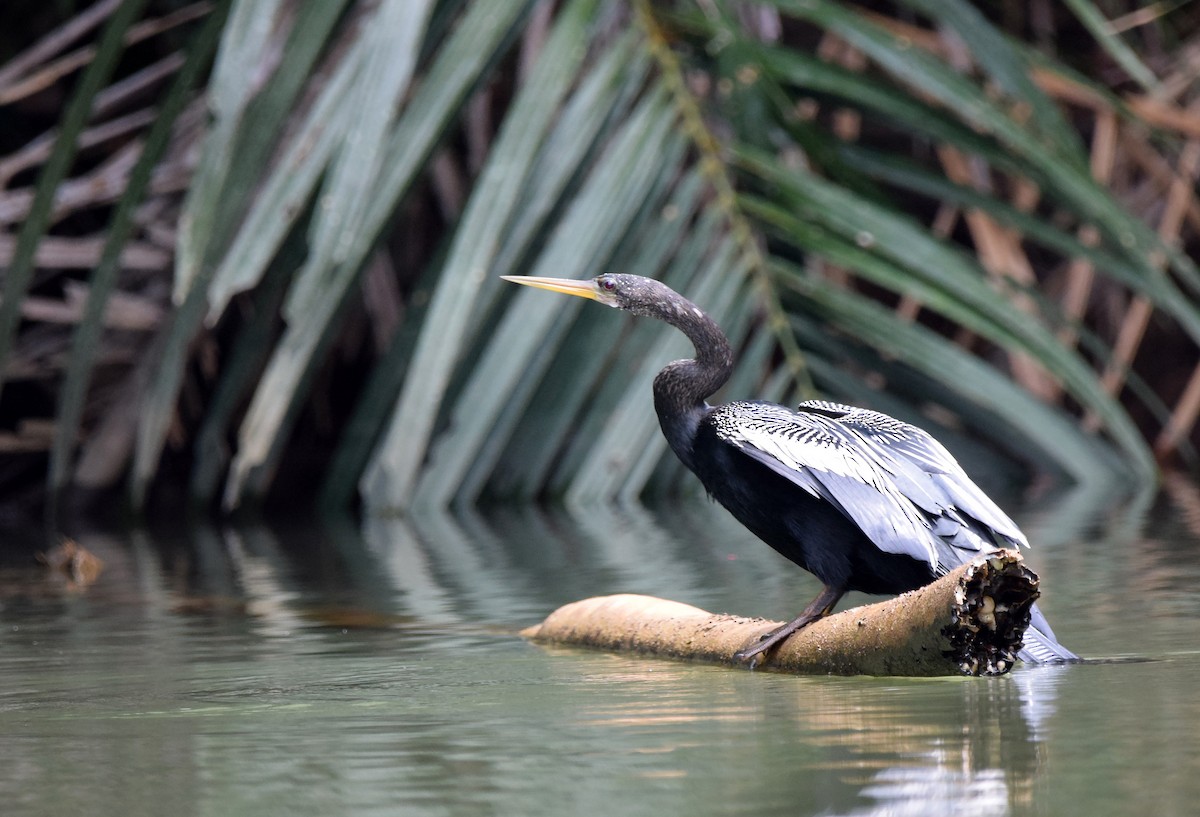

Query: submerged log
[521,550,1038,677]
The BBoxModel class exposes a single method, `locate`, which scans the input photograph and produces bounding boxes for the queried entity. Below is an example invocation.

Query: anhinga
[503,273,1077,665]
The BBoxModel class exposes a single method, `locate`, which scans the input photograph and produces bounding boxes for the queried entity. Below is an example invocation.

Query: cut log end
[945,552,1040,676]
[522,550,1039,677]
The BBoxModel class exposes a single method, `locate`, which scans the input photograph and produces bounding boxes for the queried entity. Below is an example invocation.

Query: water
[2,480,1200,817]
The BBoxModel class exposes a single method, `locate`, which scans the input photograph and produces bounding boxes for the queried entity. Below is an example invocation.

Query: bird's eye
[599,278,616,292]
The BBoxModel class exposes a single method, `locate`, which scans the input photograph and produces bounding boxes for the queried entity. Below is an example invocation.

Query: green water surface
[1,485,1197,816]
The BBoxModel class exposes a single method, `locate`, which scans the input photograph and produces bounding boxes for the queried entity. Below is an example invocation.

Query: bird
[502,272,1077,666]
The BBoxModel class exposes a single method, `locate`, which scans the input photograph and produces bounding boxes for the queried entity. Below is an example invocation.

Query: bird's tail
[1017,602,1079,664]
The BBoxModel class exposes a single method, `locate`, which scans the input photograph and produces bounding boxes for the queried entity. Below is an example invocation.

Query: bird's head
[501,273,685,319]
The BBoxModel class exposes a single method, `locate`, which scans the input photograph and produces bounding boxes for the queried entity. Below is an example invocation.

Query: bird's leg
[734,585,844,668]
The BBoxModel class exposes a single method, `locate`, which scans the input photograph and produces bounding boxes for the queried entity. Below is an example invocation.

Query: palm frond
[50,1,230,496]
[5,0,1199,515]
[0,0,149,398]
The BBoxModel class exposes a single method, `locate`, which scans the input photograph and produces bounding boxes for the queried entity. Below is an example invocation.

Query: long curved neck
[650,301,733,470]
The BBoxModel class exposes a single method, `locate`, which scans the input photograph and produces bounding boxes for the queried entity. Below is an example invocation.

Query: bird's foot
[734,587,843,670]
[733,621,806,669]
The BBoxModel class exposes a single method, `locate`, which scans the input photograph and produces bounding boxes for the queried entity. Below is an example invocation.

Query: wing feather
[712,400,1026,573]
[712,402,942,567]
[799,400,1027,547]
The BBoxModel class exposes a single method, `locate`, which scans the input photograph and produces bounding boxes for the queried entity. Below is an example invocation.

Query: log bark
[521,550,1038,677]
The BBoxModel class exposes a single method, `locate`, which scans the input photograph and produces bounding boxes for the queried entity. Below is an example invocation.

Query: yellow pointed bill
[500,275,600,301]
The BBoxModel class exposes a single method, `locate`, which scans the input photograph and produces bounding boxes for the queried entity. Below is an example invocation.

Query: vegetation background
[1,0,1198,522]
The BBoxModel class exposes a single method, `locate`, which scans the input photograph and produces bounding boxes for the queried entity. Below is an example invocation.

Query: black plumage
[503,272,1076,665]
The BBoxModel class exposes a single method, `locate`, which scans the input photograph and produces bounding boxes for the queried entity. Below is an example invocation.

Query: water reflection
[519,650,1072,817]
[1,481,1199,816]
[327,504,1064,814]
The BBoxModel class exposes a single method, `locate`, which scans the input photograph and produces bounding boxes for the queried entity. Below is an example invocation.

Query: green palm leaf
[8,0,1187,514]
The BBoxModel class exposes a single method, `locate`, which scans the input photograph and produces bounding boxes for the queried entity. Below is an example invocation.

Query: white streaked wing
[798,400,1028,547]
[798,400,955,473]
[712,402,942,568]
